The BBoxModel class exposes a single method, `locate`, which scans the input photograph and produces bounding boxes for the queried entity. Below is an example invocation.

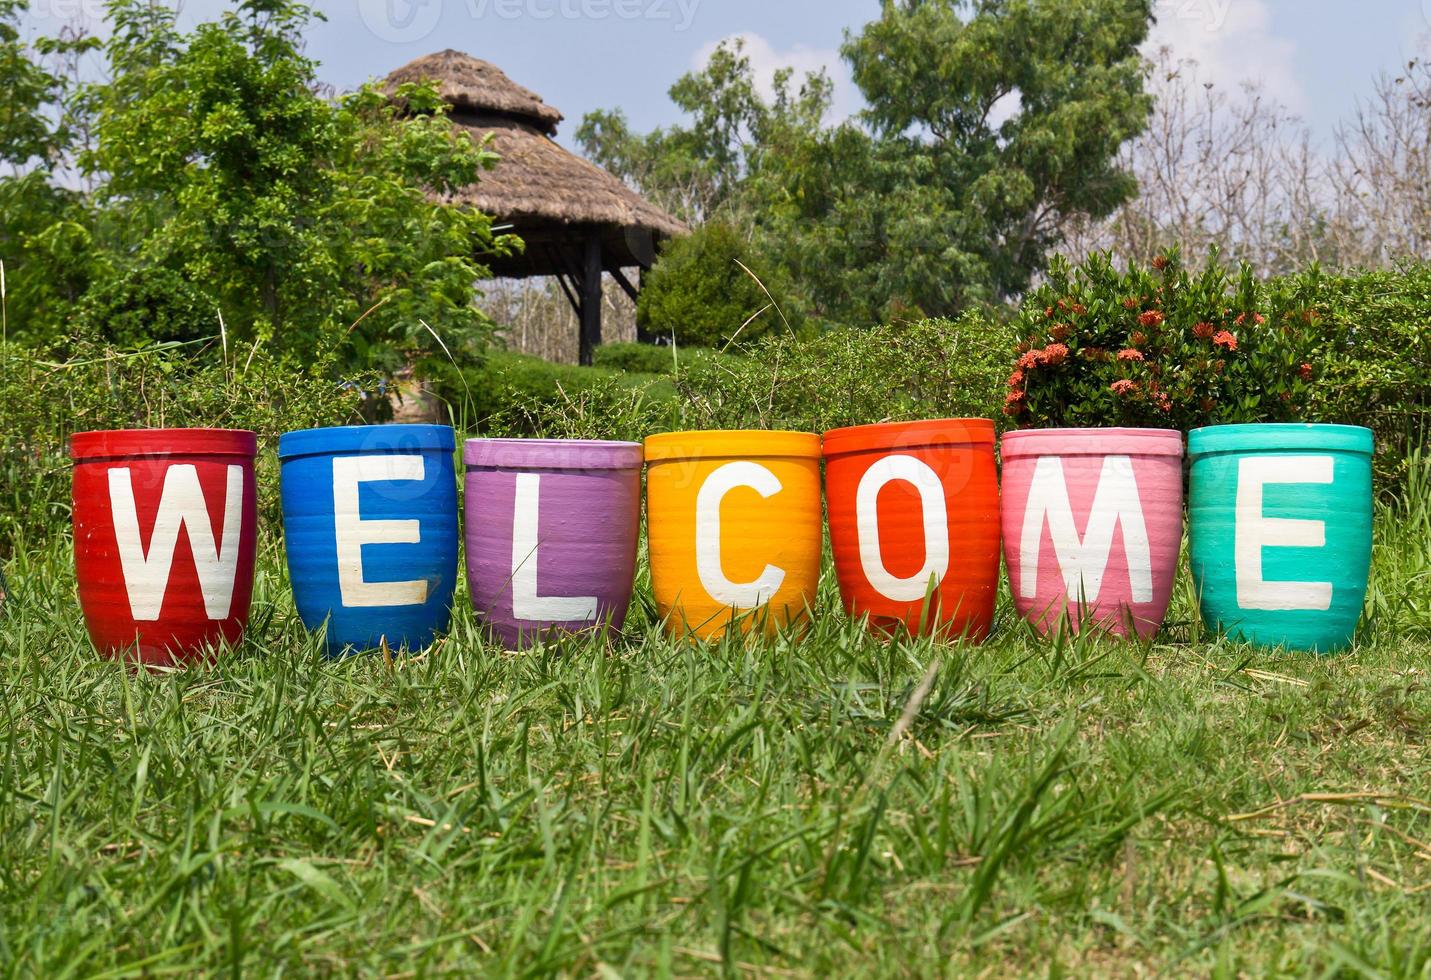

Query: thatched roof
[384,49,563,136]
[383,51,688,278]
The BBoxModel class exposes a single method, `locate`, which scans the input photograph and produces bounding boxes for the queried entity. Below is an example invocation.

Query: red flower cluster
[1299,362,1314,381]
[1110,379,1138,396]
[1130,331,1148,347]
[1213,331,1238,351]
[1137,310,1164,328]
[1122,297,1139,310]
[1117,348,1145,362]
[1233,312,1266,327]
[1192,321,1215,340]
[1152,255,1170,271]
[1016,343,1071,370]
[1050,322,1071,341]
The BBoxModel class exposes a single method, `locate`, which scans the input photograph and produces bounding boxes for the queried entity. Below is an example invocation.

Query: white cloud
[1148,0,1304,110]
[692,32,859,124]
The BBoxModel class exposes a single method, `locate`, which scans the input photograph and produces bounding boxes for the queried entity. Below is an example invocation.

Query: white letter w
[108,465,244,621]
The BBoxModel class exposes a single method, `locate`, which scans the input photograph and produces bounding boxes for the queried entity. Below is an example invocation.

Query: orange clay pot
[823,419,1001,641]
[644,430,822,640]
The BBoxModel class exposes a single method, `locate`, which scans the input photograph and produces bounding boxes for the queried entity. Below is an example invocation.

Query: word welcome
[69,421,1375,665]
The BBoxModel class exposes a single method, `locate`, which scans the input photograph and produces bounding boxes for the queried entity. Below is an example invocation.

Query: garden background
[1,0,1430,974]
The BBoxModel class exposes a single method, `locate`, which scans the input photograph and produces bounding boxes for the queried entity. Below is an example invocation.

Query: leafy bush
[1279,264,1431,488]
[489,375,676,444]
[436,317,1007,441]
[428,352,674,434]
[590,342,676,375]
[73,267,224,347]
[1006,250,1315,432]
[674,315,1011,432]
[592,341,737,376]
[0,339,366,554]
[637,222,804,350]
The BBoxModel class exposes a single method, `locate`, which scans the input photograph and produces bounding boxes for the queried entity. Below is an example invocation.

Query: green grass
[1,478,1428,977]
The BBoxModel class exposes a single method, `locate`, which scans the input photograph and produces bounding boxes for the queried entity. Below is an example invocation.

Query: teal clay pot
[1189,424,1373,653]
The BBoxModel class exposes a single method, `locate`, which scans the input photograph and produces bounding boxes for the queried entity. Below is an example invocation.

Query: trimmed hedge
[672,315,1012,433]
[1287,264,1431,488]
[6,258,1424,559]
[592,341,737,377]
[428,352,675,437]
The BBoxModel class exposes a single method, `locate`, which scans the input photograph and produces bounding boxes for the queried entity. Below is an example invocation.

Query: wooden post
[579,231,603,366]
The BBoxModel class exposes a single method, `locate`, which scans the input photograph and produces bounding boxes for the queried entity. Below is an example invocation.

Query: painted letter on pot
[855,455,950,602]
[1018,456,1152,605]
[510,473,599,622]
[109,464,245,622]
[695,461,785,608]
[332,455,427,608]
[1234,456,1334,611]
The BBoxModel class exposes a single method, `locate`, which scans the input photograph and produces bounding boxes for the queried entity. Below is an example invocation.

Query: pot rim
[278,424,456,461]
[464,438,643,471]
[644,429,820,463]
[1001,426,1184,459]
[822,418,995,457]
[70,428,258,461]
[1188,423,1373,458]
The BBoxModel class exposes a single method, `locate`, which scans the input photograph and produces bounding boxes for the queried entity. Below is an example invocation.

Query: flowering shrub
[1004,250,1316,432]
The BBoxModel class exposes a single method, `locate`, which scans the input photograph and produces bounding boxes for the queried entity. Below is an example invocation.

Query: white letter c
[694,461,785,609]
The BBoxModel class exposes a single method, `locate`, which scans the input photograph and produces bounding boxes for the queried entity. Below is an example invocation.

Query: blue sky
[20,0,1431,143]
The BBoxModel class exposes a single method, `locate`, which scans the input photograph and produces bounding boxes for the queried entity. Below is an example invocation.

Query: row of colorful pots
[69,421,1375,666]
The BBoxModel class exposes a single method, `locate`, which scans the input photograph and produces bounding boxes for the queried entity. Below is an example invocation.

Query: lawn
[0,481,1427,977]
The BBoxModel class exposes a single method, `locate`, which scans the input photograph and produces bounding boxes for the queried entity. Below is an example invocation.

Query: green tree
[0,0,60,167]
[582,1,1154,330]
[831,0,1153,314]
[66,0,515,373]
[577,36,832,224]
[0,0,89,338]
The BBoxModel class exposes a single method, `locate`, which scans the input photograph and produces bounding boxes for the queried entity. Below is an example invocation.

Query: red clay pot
[71,429,259,666]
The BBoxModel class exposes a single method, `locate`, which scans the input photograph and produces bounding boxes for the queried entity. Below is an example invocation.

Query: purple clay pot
[464,439,643,649]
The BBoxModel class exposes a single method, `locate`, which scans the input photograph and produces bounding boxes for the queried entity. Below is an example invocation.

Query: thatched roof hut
[384,50,688,364]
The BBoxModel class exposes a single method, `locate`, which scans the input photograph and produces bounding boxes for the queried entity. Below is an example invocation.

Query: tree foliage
[577,37,832,225]
[636,221,803,349]
[1,0,515,376]
[582,1,1154,333]
[0,0,88,336]
[0,0,63,167]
